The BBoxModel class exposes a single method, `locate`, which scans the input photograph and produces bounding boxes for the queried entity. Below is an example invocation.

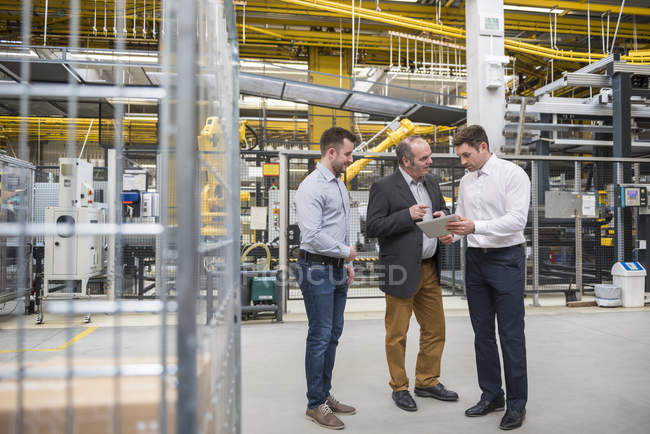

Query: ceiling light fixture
[504,5,565,14]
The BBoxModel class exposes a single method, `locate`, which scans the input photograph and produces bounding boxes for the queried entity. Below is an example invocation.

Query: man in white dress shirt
[441,125,530,430]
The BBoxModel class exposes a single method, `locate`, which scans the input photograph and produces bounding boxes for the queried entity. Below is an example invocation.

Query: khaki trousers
[385,259,446,391]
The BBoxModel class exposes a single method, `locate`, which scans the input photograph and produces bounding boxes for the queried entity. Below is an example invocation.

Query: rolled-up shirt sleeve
[452,177,467,243]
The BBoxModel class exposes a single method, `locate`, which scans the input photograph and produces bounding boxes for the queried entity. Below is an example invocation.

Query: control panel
[616,185,649,209]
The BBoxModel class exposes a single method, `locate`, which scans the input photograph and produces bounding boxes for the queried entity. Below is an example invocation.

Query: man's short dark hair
[396,135,426,166]
[320,127,357,156]
[453,125,490,151]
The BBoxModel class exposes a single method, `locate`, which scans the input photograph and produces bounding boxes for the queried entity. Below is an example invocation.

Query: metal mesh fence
[0,1,240,433]
[528,158,641,301]
[283,152,466,300]
[0,155,34,304]
[276,151,650,305]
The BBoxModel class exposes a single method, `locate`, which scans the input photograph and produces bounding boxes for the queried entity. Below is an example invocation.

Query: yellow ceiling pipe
[279,0,465,39]
[238,24,284,39]
[239,4,650,39]
[0,116,158,143]
[277,0,650,64]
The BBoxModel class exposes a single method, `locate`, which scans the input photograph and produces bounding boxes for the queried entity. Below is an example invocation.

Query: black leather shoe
[464,397,505,417]
[392,390,417,412]
[414,383,459,401]
[500,409,525,430]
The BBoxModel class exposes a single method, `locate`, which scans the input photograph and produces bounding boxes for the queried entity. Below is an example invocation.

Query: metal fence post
[279,150,289,314]
[616,161,624,261]
[574,161,583,300]
[176,0,199,430]
[531,160,540,306]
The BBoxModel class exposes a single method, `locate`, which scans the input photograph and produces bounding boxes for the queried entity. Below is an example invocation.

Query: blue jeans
[295,258,348,408]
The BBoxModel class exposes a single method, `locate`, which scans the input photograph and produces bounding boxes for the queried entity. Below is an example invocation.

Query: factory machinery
[39,158,105,324]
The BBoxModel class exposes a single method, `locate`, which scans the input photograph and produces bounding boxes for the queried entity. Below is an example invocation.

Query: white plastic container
[611,262,647,308]
[594,284,621,307]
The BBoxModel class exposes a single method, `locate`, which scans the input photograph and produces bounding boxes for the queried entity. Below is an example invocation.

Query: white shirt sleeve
[452,176,466,243]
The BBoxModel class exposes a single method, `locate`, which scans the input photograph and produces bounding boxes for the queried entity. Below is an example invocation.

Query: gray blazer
[366,170,449,298]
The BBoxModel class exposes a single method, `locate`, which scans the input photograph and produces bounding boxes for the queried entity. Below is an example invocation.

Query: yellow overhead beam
[308,46,353,149]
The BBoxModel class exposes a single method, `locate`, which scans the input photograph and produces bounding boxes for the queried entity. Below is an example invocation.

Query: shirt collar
[316,162,336,182]
[477,153,496,177]
[399,166,420,186]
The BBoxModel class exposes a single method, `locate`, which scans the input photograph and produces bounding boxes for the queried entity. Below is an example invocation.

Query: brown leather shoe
[326,395,356,415]
[305,403,345,430]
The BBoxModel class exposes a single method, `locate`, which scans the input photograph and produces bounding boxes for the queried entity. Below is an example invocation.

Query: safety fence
[0,1,241,433]
[269,150,650,306]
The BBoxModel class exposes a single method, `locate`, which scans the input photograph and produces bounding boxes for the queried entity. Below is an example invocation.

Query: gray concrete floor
[242,307,650,434]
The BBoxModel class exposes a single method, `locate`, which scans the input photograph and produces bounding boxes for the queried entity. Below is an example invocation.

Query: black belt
[468,244,525,254]
[299,250,345,268]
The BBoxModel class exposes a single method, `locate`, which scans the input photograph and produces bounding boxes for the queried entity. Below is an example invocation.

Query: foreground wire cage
[0,1,241,433]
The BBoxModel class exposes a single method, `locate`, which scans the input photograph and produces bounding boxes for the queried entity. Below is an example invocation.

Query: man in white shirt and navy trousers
[441,125,530,430]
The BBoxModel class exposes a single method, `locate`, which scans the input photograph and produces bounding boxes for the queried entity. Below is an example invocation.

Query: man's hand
[346,245,357,263]
[446,215,475,236]
[432,210,445,218]
[409,204,430,220]
[439,234,454,245]
[346,264,355,287]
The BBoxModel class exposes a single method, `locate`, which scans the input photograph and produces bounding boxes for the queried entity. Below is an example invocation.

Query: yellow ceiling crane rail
[277,0,650,63]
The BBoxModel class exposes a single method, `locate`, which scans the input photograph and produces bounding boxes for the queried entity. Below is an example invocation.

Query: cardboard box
[0,357,176,434]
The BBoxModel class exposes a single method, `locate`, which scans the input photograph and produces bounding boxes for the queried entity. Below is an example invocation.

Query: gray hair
[396,135,426,166]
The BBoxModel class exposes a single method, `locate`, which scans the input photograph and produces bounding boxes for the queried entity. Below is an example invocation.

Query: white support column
[465,0,507,155]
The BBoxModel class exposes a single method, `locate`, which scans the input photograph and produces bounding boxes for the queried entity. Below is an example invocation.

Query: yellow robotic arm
[344,118,416,184]
[198,116,226,236]
[344,120,460,184]
[239,120,248,147]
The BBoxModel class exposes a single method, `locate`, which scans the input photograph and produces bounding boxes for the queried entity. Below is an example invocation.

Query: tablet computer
[416,214,458,238]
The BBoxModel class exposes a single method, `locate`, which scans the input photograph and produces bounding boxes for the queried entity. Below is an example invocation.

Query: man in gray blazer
[366,135,458,412]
